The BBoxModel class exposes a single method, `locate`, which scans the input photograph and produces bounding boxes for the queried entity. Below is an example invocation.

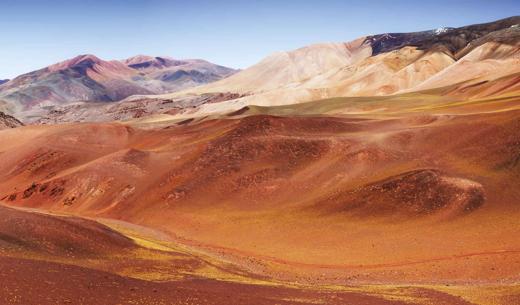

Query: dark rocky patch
[366,16,520,56]
[318,169,485,217]
[0,111,23,129]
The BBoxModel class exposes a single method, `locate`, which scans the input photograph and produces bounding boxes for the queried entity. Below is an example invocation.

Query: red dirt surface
[0,205,134,257]
[0,205,481,305]
[1,256,481,305]
[315,169,485,217]
[1,99,520,303]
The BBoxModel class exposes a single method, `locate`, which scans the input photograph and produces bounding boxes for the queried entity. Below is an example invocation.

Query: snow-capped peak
[434,27,450,35]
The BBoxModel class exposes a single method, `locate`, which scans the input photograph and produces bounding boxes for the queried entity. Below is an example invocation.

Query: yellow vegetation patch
[432,285,520,305]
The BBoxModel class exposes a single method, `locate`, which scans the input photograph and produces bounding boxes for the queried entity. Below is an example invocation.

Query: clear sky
[0,0,518,79]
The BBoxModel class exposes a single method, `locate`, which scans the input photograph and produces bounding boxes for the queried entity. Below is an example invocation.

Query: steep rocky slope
[0,111,23,129]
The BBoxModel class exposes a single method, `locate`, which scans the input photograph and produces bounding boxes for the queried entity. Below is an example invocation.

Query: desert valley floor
[1,90,520,304]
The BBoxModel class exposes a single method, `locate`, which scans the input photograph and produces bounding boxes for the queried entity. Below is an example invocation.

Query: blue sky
[0,0,518,79]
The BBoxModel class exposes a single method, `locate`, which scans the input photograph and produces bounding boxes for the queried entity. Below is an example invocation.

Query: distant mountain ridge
[0,55,237,114]
[122,55,237,89]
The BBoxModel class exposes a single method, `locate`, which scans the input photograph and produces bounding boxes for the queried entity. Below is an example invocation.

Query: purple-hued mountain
[0,55,237,114]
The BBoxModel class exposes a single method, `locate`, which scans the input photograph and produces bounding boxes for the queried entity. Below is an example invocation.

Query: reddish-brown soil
[315,169,485,217]
[0,205,483,305]
[1,94,520,303]
[2,256,482,305]
[0,205,134,257]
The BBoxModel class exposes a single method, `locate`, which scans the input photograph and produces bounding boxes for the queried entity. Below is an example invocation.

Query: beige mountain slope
[401,41,520,93]
[132,39,370,100]
[144,41,517,120]
[315,46,456,96]
[195,38,371,93]
[118,18,519,121]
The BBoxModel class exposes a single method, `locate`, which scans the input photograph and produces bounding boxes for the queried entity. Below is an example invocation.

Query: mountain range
[2,16,517,124]
[0,55,237,115]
